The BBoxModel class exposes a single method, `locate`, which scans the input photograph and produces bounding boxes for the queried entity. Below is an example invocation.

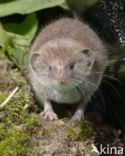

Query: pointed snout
[57,66,66,85]
[58,79,66,85]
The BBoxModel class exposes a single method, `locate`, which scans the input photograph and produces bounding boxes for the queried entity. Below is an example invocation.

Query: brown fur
[28,18,107,121]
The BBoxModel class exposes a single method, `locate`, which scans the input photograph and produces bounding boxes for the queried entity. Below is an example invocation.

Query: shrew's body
[28,18,107,121]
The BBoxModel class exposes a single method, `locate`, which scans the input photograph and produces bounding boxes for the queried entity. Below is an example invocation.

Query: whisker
[72,77,106,112]
[103,79,122,99]
[103,74,120,83]
[71,79,87,98]
[109,57,125,62]
[95,89,106,113]
[91,71,120,83]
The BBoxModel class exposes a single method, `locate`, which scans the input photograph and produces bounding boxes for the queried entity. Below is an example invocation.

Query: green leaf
[7,46,28,70]
[118,65,125,80]
[66,0,98,14]
[4,13,38,43]
[0,23,10,59]
[0,0,65,17]
[5,13,38,70]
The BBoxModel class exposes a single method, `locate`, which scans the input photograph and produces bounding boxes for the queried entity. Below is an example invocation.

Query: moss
[0,91,38,155]
[0,124,31,156]
[79,120,93,141]
[66,121,93,141]
[42,128,51,137]
[66,127,77,141]
[0,69,39,156]
[0,92,8,103]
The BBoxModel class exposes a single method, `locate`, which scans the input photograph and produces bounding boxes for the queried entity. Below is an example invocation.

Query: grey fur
[28,18,107,121]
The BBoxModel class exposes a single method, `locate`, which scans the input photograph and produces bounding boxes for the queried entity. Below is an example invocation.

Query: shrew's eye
[69,62,75,70]
[49,65,52,70]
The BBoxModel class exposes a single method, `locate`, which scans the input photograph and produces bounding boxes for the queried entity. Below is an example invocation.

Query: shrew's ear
[80,48,95,68]
[30,53,40,70]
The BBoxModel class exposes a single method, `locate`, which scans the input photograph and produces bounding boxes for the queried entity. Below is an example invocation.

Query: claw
[71,112,84,122]
[40,110,58,121]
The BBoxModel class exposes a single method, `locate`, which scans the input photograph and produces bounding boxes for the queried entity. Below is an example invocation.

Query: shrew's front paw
[40,110,58,121]
[71,112,84,122]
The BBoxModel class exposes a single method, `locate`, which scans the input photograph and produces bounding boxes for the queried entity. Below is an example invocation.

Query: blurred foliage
[0,0,65,70]
[66,0,98,15]
[0,0,65,17]
[84,0,125,49]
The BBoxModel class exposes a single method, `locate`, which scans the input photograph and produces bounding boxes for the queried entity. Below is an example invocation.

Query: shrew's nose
[58,79,66,85]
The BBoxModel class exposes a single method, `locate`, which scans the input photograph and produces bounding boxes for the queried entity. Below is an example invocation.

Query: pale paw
[40,110,58,121]
[71,113,84,122]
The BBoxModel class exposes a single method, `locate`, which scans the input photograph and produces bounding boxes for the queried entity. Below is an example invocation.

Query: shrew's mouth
[56,82,76,92]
